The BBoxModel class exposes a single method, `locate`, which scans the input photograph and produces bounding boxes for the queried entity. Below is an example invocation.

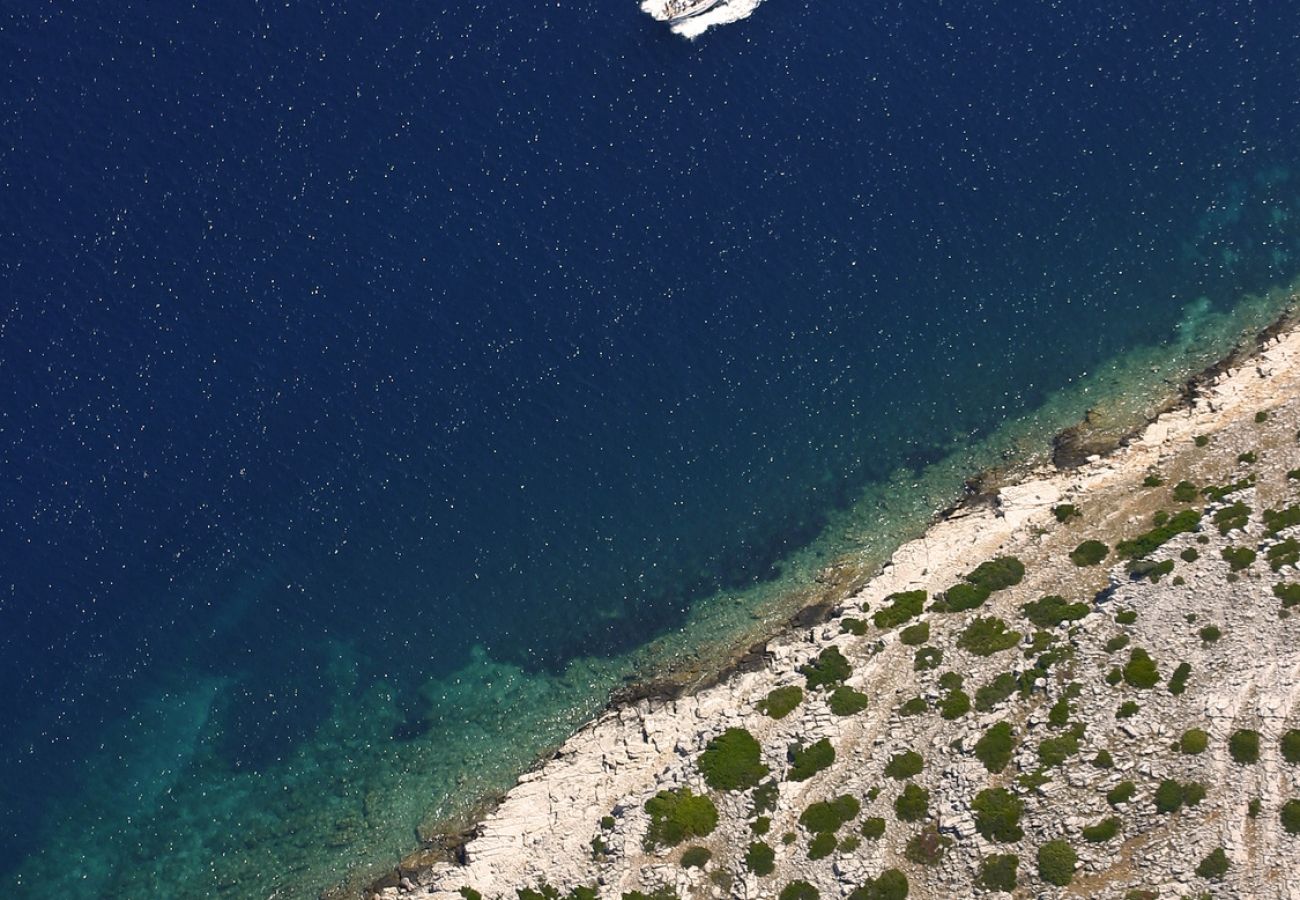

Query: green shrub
[840,617,868,636]
[1038,728,1082,767]
[1184,782,1206,806]
[801,647,852,690]
[1196,847,1229,881]
[1154,779,1184,814]
[1195,434,1209,447]
[1081,816,1121,843]
[1222,545,1256,571]
[972,788,1023,842]
[1036,840,1077,887]
[1282,799,1300,835]
[1117,700,1139,719]
[937,671,963,691]
[899,621,929,646]
[883,750,924,780]
[1199,624,1222,643]
[1053,504,1080,523]
[759,686,804,719]
[1249,798,1262,818]
[1273,583,1300,608]
[699,728,769,791]
[1214,501,1252,535]
[958,617,1022,657]
[1022,594,1090,628]
[1092,749,1114,769]
[1168,661,1192,696]
[1203,476,1254,502]
[898,697,927,716]
[1229,729,1260,764]
[1107,781,1135,807]
[752,780,779,815]
[460,889,483,900]
[807,831,835,860]
[903,825,952,865]
[1128,558,1175,582]
[1180,546,1199,562]
[1115,609,1137,625]
[1048,697,1071,727]
[939,688,971,720]
[1269,537,1300,571]
[744,841,775,876]
[942,582,991,612]
[1239,451,1258,465]
[913,646,942,671]
[1180,728,1208,754]
[828,685,869,716]
[977,854,1018,892]
[1264,503,1300,536]
[1105,666,1123,686]
[622,890,680,900]
[894,783,929,822]
[1115,509,1201,559]
[847,869,908,900]
[967,556,1026,592]
[1123,648,1160,689]
[860,816,886,839]
[680,846,711,869]
[1070,540,1109,567]
[1105,634,1131,653]
[1282,729,1300,764]
[873,590,927,629]
[788,739,836,781]
[779,882,819,900]
[800,795,860,833]
[752,816,771,835]
[1173,480,1199,502]
[975,722,1015,773]
[1143,474,1164,487]
[975,672,1018,711]
[644,788,718,849]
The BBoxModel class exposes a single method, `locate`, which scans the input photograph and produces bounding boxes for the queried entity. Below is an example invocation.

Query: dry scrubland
[377,320,1300,900]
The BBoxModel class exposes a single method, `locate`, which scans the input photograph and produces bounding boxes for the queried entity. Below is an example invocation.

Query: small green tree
[744,841,775,876]
[699,728,769,791]
[894,783,929,822]
[977,854,1018,892]
[1036,840,1077,887]
[972,788,1023,842]
[1195,847,1229,881]
[1229,729,1261,764]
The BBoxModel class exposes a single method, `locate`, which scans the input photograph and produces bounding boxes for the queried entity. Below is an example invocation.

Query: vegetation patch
[1196,847,1229,881]
[899,622,929,646]
[1264,503,1300,536]
[873,590,926,629]
[913,646,942,671]
[801,647,852,690]
[779,882,819,900]
[1172,480,1199,502]
[1115,609,1137,625]
[1105,634,1131,653]
[973,788,1024,842]
[977,854,1018,893]
[860,816,887,839]
[680,846,711,869]
[1022,594,1090,628]
[847,869,908,900]
[958,617,1022,657]
[1127,558,1174,582]
[644,788,718,850]
[744,841,775,876]
[1222,545,1256,571]
[1281,729,1300,764]
[1168,661,1191,696]
[974,722,1015,773]
[828,685,869,716]
[894,783,929,822]
[1274,583,1300,608]
[759,686,804,719]
[1229,729,1260,764]
[1053,504,1080,523]
[966,557,1026,592]
[806,832,835,861]
[939,581,990,612]
[1081,816,1122,843]
[1122,648,1160,689]
[840,617,868,636]
[800,795,861,833]
[975,672,1018,711]
[884,750,924,780]
[1213,501,1252,535]
[1202,476,1254,502]
[939,688,971,720]
[1107,781,1135,807]
[1115,509,1201,559]
[898,697,928,716]
[903,825,952,866]
[1070,540,1109,567]
[1036,840,1077,887]
[788,739,836,782]
[1179,728,1208,754]
[1199,624,1222,643]
[699,728,769,791]
[1282,799,1300,835]
[1038,727,1082,767]
[1268,538,1300,571]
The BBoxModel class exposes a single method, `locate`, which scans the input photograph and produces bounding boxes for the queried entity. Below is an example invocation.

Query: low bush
[680,846,711,869]
[941,581,990,612]
[699,728,769,791]
[1168,661,1192,696]
[898,697,927,716]
[759,686,804,719]
[1022,594,1090,628]
[860,816,887,839]
[847,869,908,900]
[752,816,771,835]
[1143,474,1164,487]
[974,722,1015,773]
[1105,634,1131,653]
[779,882,819,900]
[788,739,835,781]
[1116,509,1201,559]
[1185,782,1206,806]
[1282,729,1300,764]
[893,783,929,822]
[972,787,1023,842]
[1274,583,1300,608]
[828,685,869,716]
[1081,816,1121,843]
[1036,840,1077,887]
[975,672,1018,711]
[1038,727,1082,767]
[1222,545,1256,571]
[1229,729,1260,764]
[967,556,1026,592]
[1117,701,1139,719]
[1106,666,1123,686]
[1070,540,1109,567]
[899,622,929,646]
[1264,503,1300,536]
[1195,847,1229,881]
[800,795,860,833]
[840,617,868,636]
[913,646,942,671]
[1115,609,1138,625]
[744,841,775,876]
[1195,434,1210,447]
[1238,451,1258,465]
[751,780,779,815]
[1199,624,1222,643]
[939,688,971,720]
[807,832,835,860]
[1107,781,1135,807]
[1282,799,1300,835]
[1214,501,1252,535]
[801,647,852,690]
[903,824,952,865]
[958,617,1022,657]
[977,854,1018,892]
[884,750,924,780]
[1053,504,1080,523]
[1123,648,1160,688]
[1173,480,1199,502]
[1203,475,1254,502]
[1092,749,1114,769]
[1048,697,1071,728]
[1154,779,1185,814]
[1269,537,1300,571]
[644,788,718,850]
[873,590,926,629]
[1180,728,1208,754]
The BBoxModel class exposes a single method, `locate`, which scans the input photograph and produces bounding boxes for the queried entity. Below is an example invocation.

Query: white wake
[641,0,764,39]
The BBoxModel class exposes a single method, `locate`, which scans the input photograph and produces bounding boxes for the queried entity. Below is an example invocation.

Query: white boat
[641,0,762,38]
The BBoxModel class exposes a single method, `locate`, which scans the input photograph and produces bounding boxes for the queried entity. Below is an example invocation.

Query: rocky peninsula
[374,308,1300,900]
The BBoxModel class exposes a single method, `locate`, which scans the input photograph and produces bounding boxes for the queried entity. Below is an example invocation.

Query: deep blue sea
[2,1,1299,896]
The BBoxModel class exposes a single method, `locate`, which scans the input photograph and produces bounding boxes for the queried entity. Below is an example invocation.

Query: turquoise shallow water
[2,2,1300,897]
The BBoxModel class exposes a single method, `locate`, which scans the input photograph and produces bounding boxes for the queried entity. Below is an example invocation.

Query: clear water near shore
[3,3,1300,898]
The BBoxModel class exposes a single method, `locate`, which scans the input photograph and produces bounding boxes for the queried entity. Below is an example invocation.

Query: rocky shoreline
[371,304,1300,900]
